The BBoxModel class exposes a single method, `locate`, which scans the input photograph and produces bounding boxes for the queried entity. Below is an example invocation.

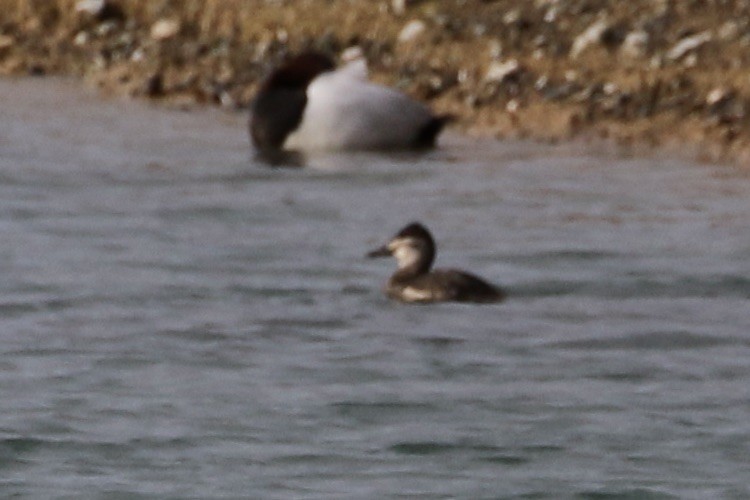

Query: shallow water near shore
[2,78,750,498]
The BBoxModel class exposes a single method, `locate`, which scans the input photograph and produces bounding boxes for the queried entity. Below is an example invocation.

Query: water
[2,78,750,499]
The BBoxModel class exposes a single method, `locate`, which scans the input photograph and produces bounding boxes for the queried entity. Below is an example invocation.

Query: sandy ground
[4,0,750,165]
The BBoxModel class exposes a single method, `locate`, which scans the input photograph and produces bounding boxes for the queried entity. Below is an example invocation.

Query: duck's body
[385,267,504,303]
[250,52,448,153]
[368,222,505,304]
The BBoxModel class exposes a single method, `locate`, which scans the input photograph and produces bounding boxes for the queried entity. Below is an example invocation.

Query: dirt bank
[3,0,750,165]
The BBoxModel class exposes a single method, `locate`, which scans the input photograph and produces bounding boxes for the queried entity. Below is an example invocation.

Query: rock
[484,59,521,84]
[603,82,619,95]
[487,39,502,59]
[649,54,664,70]
[75,0,124,22]
[472,23,487,37]
[457,68,470,85]
[398,19,426,43]
[539,81,582,101]
[718,21,740,42]
[341,46,365,63]
[416,70,456,98]
[94,21,118,37]
[73,31,89,46]
[0,34,14,51]
[682,53,698,68]
[150,19,181,41]
[543,5,558,23]
[534,75,549,91]
[503,9,521,25]
[570,18,609,58]
[392,0,407,16]
[620,30,649,59]
[706,87,734,107]
[76,0,106,15]
[131,48,146,62]
[666,31,712,61]
[391,0,419,16]
[706,87,744,124]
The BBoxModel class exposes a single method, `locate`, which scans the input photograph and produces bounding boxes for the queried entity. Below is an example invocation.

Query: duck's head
[368,222,436,274]
[263,51,335,91]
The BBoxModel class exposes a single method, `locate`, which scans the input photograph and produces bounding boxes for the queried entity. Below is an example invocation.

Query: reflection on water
[2,78,750,498]
[253,148,307,168]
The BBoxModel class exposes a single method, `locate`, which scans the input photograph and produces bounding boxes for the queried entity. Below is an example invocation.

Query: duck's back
[284,62,442,151]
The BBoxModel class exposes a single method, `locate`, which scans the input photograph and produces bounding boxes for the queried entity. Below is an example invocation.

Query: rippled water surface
[2,78,750,499]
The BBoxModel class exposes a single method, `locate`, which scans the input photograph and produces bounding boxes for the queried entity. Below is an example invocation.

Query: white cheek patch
[389,238,421,269]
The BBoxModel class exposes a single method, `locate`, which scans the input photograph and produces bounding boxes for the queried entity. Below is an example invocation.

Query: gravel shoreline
[3,0,750,165]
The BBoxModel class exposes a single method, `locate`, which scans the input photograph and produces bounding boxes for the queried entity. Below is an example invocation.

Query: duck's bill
[366,246,391,258]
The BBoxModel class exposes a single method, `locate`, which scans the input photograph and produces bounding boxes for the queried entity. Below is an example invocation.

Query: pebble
[706,86,744,123]
[620,30,649,59]
[457,68,470,85]
[472,23,487,37]
[94,21,118,37]
[488,39,502,59]
[391,0,407,16]
[391,0,419,16]
[341,46,365,63]
[75,0,106,15]
[484,59,521,83]
[603,82,619,95]
[398,19,426,42]
[706,87,734,107]
[75,0,123,22]
[0,34,15,50]
[150,19,181,41]
[666,31,712,61]
[73,31,89,46]
[543,5,558,23]
[718,21,740,41]
[503,9,521,25]
[570,18,609,58]
[534,75,549,91]
[682,53,698,68]
[131,48,145,62]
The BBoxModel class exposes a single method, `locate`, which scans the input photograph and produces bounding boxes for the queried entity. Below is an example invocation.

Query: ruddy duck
[367,222,505,304]
[250,51,449,153]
